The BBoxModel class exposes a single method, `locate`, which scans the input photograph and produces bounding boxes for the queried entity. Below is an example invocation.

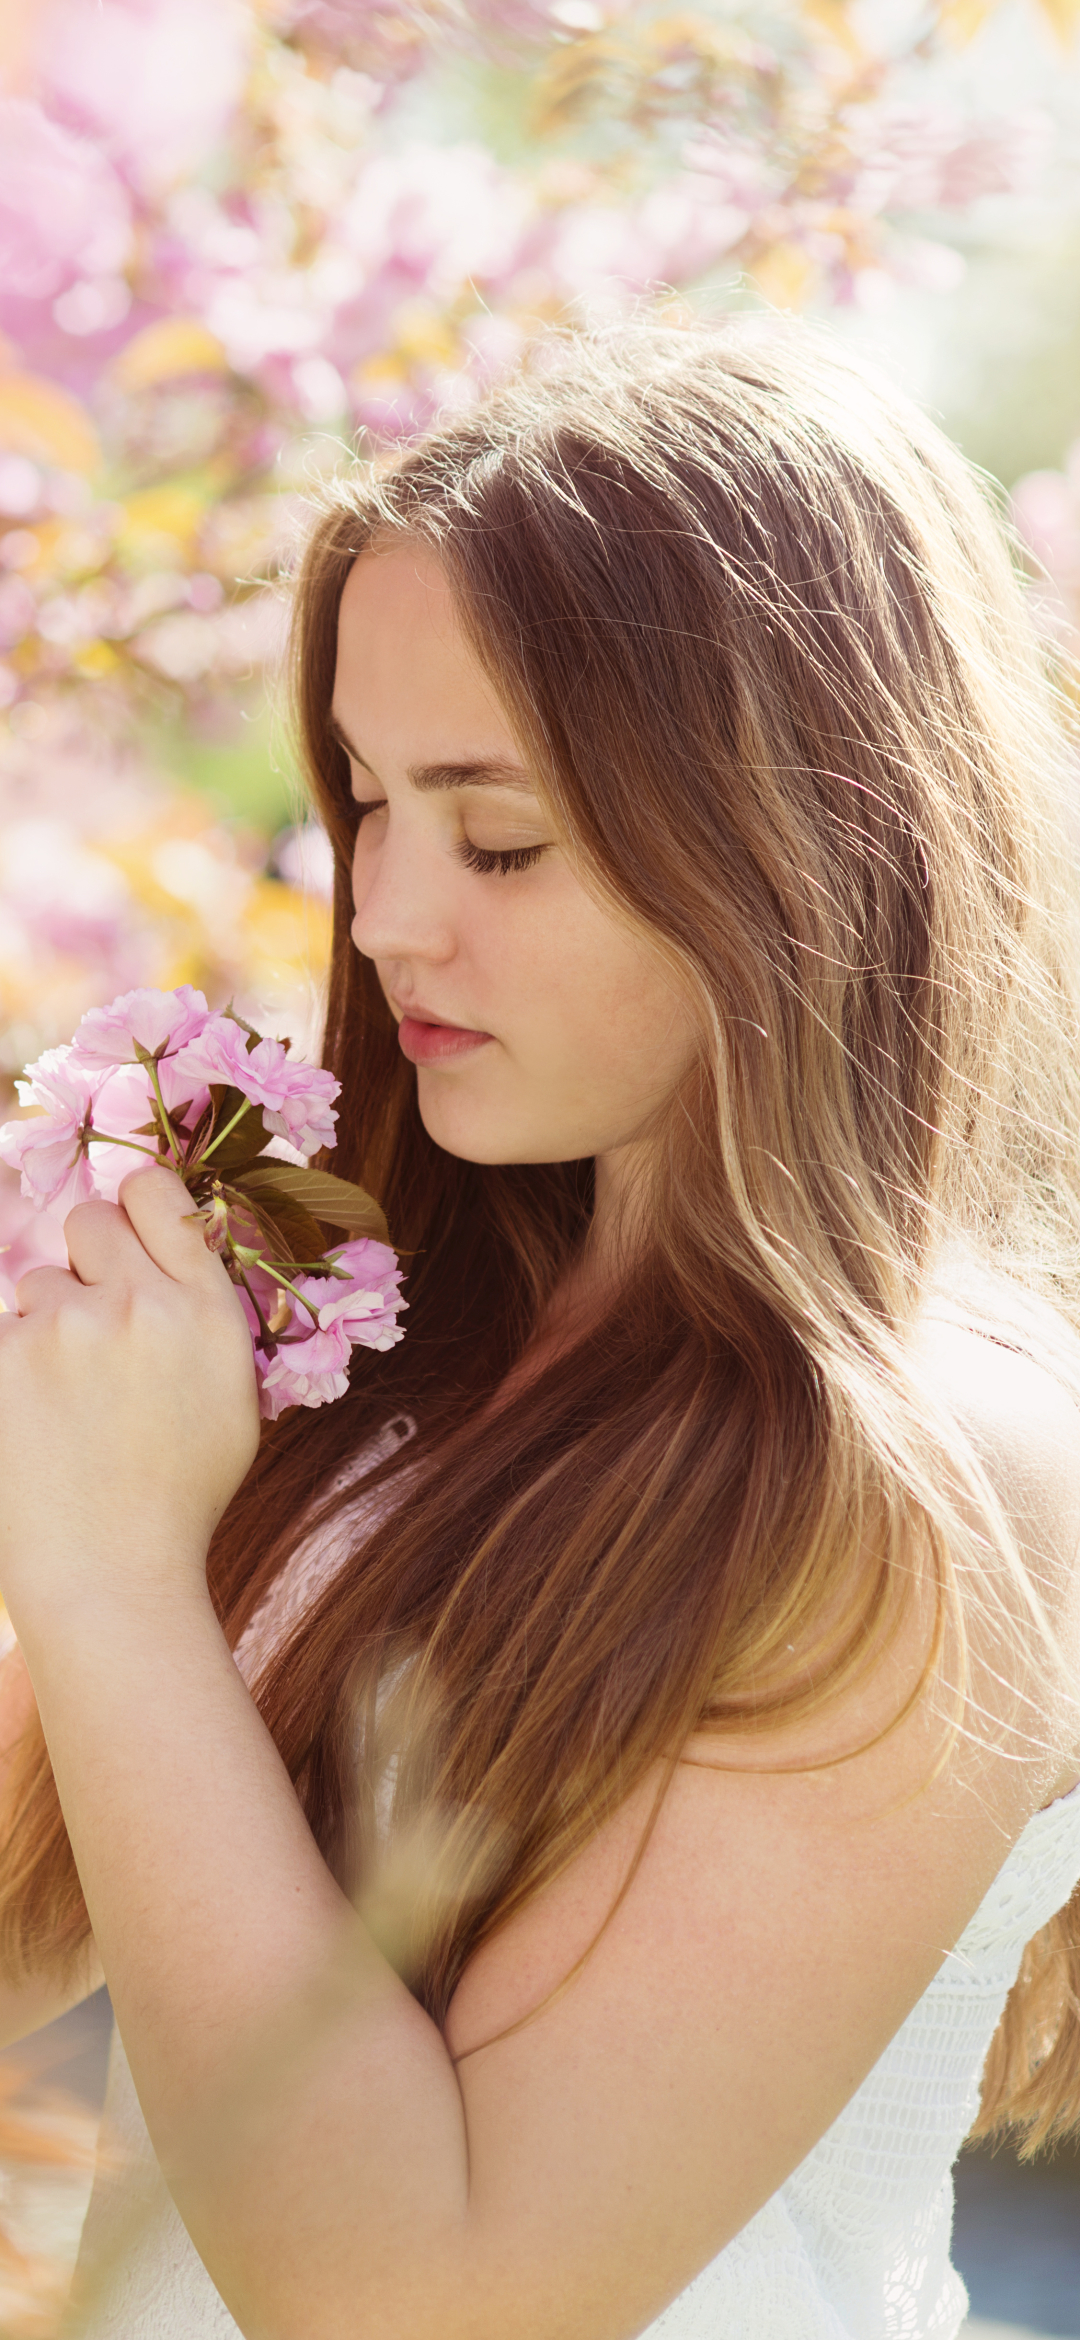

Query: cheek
[499,888,695,1088]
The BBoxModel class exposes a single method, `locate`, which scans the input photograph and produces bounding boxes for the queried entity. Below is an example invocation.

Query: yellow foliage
[71,642,121,679]
[799,0,864,56]
[241,877,331,974]
[110,318,230,393]
[936,0,1078,34]
[751,241,818,310]
[0,372,100,474]
[392,304,459,370]
[1034,0,1080,35]
[117,482,209,566]
[22,519,114,581]
[352,353,406,394]
[531,30,627,137]
[935,0,993,36]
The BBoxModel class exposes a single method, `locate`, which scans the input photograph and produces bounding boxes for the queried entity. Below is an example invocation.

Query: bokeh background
[1,0,1080,2331]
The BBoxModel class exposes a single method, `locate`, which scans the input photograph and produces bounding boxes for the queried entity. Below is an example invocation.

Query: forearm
[14,1576,473,2340]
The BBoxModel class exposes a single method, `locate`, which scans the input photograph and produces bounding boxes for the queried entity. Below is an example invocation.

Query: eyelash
[354,802,546,878]
[458,841,546,877]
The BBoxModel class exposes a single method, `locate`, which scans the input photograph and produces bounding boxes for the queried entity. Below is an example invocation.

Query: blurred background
[1,0,1080,2330]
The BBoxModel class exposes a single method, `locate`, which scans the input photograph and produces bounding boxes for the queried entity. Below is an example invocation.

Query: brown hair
[4,315,1080,2149]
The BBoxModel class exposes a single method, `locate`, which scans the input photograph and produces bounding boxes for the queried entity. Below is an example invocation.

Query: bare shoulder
[911,1257,1080,1606]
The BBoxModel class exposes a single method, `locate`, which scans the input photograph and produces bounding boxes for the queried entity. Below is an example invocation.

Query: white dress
[64,1415,1080,2340]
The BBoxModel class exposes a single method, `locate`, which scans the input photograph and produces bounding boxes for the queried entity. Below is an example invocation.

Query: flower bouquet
[0,987,405,1419]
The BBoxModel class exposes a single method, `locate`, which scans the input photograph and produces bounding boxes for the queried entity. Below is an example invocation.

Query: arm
[0,1172,1076,2340]
[0,1643,103,2048]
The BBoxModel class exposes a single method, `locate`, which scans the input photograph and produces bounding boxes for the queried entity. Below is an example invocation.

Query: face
[333,542,699,1175]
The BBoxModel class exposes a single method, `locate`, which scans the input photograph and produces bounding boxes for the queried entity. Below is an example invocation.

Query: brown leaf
[236,1163,389,1243]
[235,1187,327,1266]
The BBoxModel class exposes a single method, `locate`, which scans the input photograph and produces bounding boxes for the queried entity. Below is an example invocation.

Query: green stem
[251,1262,323,1328]
[146,1061,183,1170]
[85,1129,167,1162]
[254,1257,351,1279]
[195,1097,256,1167]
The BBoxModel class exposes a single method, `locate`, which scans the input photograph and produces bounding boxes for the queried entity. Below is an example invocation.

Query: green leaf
[195,1091,266,1175]
[235,1163,389,1244]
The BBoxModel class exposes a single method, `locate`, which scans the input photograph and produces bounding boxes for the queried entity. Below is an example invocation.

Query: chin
[416,1093,570,1168]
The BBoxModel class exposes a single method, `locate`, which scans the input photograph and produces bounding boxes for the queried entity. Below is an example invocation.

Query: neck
[587,1140,648,1283]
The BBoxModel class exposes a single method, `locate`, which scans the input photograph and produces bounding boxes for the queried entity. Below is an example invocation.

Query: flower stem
[195,1097,256,1167]
[250,1262,322,1327]
[255,1257,351,1278]
[85,1129,166,1161]
[146,1062,184,1170]
[233,1263,278,1354]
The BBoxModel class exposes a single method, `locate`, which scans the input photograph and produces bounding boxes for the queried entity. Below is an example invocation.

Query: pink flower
[0,97,132,302]
[233,1265,351,1420]
[256,1322,354,1420]
[0,984,401,1420]
[236,1238,405,1418]
[70,984,212,1067]
[0,1048,100,1213]
[38,0,250,200]
[251,1048,340,1156]
[171,1016,340,1157]
[298,1238,406,1352]
[86,1056,212,1200]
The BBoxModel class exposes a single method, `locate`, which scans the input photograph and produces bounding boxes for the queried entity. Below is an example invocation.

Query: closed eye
[353,800,548,875]
[458,841,547,876]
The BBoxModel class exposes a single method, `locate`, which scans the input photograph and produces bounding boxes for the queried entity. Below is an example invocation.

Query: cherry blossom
[0,0,1055,735]
[244,1237,406,1419]
[0,97,133,306]
[170,1015,341,1156]
[0,1047,101,1212]
[70,983,213,1066]
[299,1238,405,1345]
[0,988,402,1419]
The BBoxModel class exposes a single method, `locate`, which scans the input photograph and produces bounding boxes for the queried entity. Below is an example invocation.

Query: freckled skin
[335,545,700,1177]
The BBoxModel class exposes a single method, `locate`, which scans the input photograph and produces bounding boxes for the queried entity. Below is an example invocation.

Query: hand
[0,1166,260,1631]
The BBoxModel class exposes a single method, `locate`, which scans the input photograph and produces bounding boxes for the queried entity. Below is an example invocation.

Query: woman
[0,314,1078,2340]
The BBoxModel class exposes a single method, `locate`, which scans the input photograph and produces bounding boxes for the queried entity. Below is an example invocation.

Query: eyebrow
[328,712,536,794]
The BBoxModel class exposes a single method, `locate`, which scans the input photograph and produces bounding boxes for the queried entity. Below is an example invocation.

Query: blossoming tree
[0,0,1070,1279]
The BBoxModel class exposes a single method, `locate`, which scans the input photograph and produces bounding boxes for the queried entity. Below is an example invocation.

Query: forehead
[334,543,517,763]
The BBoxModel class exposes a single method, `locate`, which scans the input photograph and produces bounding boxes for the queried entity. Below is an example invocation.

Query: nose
[350,818,457,970]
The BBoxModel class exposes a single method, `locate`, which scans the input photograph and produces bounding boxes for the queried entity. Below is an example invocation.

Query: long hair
[4,316,1080,2150]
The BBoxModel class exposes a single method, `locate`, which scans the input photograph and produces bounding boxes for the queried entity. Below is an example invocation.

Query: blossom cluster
[0,697,333,1090]
[0,985,404,1419]
[0,0,1062,726]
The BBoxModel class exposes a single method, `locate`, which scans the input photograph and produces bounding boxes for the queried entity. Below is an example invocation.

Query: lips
[397,1014,492,1066]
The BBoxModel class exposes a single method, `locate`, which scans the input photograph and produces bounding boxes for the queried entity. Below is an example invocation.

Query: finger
[14,1264,80,1316]
[62,1197,151,1289]
[117,1164,223,1288]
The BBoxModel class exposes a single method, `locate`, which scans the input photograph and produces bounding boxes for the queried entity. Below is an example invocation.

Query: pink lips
[397,1015,492,1065]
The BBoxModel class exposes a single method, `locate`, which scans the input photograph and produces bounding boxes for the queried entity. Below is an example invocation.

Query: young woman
[0,315,1079,2340]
